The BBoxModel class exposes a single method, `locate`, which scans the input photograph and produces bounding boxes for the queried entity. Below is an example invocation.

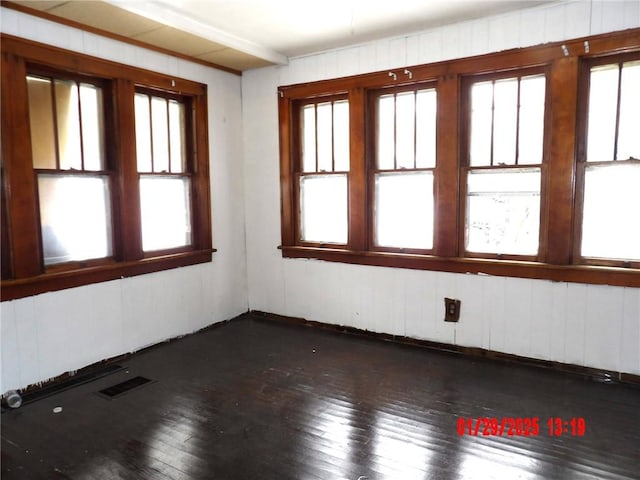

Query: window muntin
[586,61,640,162]
[134,92,192,252]
[469,75,545,167]
[374,88,436,250]
[27,76,106,171]
[298,98,349,244]
[26,74,112,266]
[580,59,640,262]
[464,73,546,257]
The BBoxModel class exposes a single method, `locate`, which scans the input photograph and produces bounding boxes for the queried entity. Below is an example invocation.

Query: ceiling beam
[104,0,289,65]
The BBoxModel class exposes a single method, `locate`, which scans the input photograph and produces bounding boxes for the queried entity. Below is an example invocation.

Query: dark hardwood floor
[2,313,639,479]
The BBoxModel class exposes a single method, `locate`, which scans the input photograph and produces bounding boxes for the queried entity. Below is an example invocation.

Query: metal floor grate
[98,376,153,399]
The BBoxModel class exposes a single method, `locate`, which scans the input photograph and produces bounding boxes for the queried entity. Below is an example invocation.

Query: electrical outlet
[444,298,461,322]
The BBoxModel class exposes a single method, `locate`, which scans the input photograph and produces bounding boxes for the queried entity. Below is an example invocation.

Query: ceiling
[9,0,556,72]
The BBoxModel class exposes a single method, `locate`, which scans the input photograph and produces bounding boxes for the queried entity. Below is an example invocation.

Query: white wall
[1,2,639,393]
[0,9,249,391]
[242,1,640,375]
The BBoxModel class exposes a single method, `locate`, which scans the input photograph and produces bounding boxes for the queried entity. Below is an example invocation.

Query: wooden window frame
[278,29,640,287]
[293,94,350,248]
[573,52,640,270]
[134,88,196,257]
[368,82,438,255]
[1,35,213,300]
[459,67,550,262]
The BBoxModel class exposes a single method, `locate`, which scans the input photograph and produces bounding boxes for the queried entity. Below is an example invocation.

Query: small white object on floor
[53,406,62,413]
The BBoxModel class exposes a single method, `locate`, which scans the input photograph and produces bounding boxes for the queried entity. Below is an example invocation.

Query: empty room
[1,1,639,479]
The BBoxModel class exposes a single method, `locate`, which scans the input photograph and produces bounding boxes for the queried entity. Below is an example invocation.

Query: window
[463,72,546,258]
[135,91,192,252]
[297,98,349,244]
[577,57,640,265]
[1,36,213,300]
[27,74,113,266]
[278,29,640,287]
[373,87,437,251]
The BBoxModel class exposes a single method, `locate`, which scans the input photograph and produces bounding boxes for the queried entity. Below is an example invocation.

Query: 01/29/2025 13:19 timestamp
[456,417,586,437]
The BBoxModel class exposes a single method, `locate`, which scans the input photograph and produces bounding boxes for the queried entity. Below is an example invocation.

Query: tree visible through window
[464,73,546,256]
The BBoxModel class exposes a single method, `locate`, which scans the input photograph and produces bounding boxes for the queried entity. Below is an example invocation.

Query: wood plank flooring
[2,313,639,479]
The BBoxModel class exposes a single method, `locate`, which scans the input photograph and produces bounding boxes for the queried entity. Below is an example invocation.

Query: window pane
[377,94,395,170]
[396,91,415,169]
[79,83,105,171]
[333,100,350,172]
[27,76,56,169]
[466,168,541,255]
[587,64,619,161]
[375,172,433,249]
[317,102,333,172]
[518,75,546,165]
[38,174,112,265]
[493,78,518,165]
[140,176,192,251]
[55,80,82,170]
[135,94,152,172]
[582,163,640,260]
[169,100,186,173]
[301,104,316,173]
[151,97,169,173]
[300,174,347,244]
[416,89,437,168]
[469,81,493,166]
[617,61,640,161]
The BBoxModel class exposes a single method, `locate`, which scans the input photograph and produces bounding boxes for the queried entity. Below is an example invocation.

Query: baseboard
[7,308,637,405]
[2,311,248,401]
[249,310,640,387]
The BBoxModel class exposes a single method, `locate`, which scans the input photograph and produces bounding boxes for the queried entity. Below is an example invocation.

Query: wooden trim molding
[1,249,216,301]
[280,246,640,287]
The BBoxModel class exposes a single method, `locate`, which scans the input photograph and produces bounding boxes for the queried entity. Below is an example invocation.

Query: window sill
[1,249,215,301]
[279,246,639,287]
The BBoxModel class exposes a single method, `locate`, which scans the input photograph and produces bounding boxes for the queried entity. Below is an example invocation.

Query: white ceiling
[113,0,555,59]
[13,0,558,71]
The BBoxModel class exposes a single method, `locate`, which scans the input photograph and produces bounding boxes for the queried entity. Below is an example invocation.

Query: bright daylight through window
[27,75,112,266]
[135,93,192,252]
[465,74,545,256]
[581,60,640,262]
[299,99,349,244]
[374,88,436,250]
